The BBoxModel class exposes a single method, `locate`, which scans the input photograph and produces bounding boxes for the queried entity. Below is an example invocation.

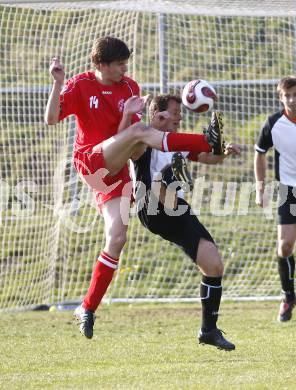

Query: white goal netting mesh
[1,0,295,310]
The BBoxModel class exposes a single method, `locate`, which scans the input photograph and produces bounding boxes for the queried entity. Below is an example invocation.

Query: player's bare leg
[100,122,213,176]
[196,239,223,277]
[102,197,129,258]
[277,224,296,322]
[277,224,296,258]
[196,238,235,351]
[75,197,130,339]
[100,123,153,175]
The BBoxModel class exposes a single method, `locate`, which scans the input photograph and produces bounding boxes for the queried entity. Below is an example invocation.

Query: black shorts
[138,196,215,263]
[278,184,296,225]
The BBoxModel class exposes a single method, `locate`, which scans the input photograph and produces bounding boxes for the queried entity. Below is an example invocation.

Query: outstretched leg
[101,122,212,176]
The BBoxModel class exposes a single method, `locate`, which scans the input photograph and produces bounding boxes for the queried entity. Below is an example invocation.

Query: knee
[278,240,294,258]
[198,257,224,277]
[196,240,224,276]
[129,122,148,143]
[106,231,127,252]
[209,259,224,277]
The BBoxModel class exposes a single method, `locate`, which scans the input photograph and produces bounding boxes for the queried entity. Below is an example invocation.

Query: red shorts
[73,146,132,209]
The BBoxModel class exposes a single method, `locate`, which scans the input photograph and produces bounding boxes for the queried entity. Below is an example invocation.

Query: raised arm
[118,94,150,133]
[118,95,151,160]
[45,57,65,125]
[254,151,267,207]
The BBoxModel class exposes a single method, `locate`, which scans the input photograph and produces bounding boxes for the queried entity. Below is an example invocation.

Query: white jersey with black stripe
[149,149,189,182]
[255,111,296,186]
[131,148,189,200]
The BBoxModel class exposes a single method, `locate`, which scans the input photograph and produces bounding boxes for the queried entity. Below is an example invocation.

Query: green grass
[1,302,296,389]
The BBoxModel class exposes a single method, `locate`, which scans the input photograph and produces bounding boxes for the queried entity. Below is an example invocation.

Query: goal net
[1,0,296,310]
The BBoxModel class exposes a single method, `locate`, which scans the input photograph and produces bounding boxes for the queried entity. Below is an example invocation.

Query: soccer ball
[182,79,217,113]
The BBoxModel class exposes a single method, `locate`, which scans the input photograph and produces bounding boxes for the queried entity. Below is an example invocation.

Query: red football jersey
[59,71,140,152]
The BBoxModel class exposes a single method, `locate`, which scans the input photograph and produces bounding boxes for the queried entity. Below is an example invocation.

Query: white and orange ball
[182,79,217,113]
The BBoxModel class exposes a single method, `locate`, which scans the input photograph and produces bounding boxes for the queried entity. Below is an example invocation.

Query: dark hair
[149,94,182,121]
[91,36,132,65]
[277,76,296,95]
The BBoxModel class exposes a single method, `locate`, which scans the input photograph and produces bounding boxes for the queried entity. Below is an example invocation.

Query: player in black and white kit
[133,94,240,351]
[255,76,296,322]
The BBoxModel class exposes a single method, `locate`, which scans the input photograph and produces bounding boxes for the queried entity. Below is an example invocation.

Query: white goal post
[1,0,296,311]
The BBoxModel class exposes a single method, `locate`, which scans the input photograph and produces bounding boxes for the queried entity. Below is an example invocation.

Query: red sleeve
[187,152,200,162]
[58,77,80,121]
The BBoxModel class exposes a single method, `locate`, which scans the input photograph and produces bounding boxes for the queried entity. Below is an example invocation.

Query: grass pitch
[1,302,296,390]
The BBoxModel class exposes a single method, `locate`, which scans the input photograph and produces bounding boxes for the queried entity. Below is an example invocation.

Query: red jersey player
[45,36,224,339]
